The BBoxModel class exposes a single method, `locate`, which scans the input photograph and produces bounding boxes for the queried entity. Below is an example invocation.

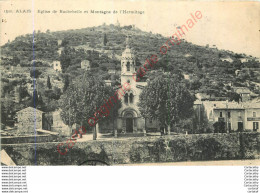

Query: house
[212,101,245,132]
[240,58,249,63]
[183,74,190,80]
[81,60,91,71]
[235,69,241,76]
[220,56,233,63]
[194,100,260,132]
[53,61,62,72]
[57,39,62,46]
[244,102,260,131]
[232,87,251,102]
[104,80,113,86]
[16,107,43,135]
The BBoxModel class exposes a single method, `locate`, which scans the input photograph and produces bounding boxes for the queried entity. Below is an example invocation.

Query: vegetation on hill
[1,23,259,127]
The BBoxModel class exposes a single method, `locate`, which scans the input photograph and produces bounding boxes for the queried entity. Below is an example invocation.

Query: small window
[129,93,133,103]
[253,122,259,131]
[124,93,128,104]
[228,112,231,118]
[127,62,130,71]
[220,112,222,117]
[253,112,256,117]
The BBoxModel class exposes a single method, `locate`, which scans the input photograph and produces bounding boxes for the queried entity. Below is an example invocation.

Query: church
[114,36,159,134]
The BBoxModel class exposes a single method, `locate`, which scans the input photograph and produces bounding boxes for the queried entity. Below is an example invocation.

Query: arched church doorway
[125,113,133,133]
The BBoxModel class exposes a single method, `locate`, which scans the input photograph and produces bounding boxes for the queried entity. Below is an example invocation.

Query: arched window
[129,93,133,103]
[124,93,128,104]
[127,62,130,71]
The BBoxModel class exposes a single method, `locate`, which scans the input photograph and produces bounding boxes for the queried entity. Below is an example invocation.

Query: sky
[1,0,259,57]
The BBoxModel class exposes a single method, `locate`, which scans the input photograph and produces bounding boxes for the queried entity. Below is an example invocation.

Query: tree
[60,73,121,134]
[190,80,202,92]
[229,92,241,102]
[1,101,7,125]
[60,47,72,72]
[13,56,20,65]
[47,76,52,89]
[31,90,39,108]
[1,97,14,126]
[30,69,42,79]
[103,33,108,46]
[138,73,194,134]
[63,75,70,92]
[213,121,225,133]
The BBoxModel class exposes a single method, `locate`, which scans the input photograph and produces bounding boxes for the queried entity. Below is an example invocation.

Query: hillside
[1,23,260,115]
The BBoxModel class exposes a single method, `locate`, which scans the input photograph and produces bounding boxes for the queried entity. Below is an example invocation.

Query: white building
[53,61,62,72]
[81,60,91,71]
[115,36,158,133]
[194,100,260,132]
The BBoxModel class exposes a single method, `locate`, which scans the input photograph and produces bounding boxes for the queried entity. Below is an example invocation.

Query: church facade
[115,37,159,133]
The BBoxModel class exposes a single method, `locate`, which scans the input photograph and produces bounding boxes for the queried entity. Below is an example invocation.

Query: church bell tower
[121,35,136,86]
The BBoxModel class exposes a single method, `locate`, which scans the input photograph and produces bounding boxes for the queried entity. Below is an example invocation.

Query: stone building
[194,100,260,132]
[244,102,260,131]
[16,107,43,135]
[233,87,251,102]
[212,102,245,132]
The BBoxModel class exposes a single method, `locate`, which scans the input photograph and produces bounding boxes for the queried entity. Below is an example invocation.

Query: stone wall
[1,132,259,165]
[1,135,58,144]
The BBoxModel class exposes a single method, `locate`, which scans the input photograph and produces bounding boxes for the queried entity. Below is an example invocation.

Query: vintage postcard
[0,0,260,166]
